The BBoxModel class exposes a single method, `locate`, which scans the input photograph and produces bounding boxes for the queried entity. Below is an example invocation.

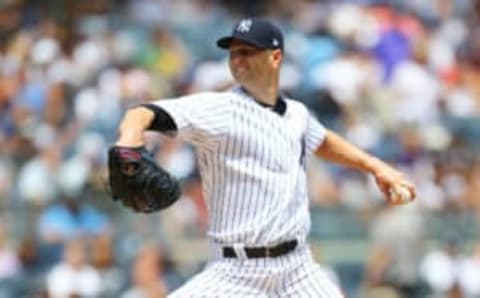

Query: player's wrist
[115,107,155,147]
[115,131,145,147]
[365,157,385,176]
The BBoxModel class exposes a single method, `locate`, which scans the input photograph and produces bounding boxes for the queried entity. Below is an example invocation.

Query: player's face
[228,40,279,87]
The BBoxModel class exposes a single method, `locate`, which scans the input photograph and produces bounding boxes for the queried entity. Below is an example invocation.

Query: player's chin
[232,69,249,81]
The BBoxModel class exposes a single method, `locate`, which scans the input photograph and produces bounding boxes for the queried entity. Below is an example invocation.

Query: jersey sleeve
[151,92,232,148]
[305,112,327,156]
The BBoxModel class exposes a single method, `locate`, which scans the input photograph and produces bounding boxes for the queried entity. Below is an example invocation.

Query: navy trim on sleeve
[139,104,178,136]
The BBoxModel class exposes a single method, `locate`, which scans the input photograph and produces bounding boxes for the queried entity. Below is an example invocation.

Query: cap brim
[216,36,233,49]
[216,36,267,50]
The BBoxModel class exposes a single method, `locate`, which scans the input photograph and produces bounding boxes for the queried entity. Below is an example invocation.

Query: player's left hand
[108,145,181,213]
[372,164,416,205]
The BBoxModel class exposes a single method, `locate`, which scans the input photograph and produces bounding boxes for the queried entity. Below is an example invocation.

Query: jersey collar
[237,86,287,116]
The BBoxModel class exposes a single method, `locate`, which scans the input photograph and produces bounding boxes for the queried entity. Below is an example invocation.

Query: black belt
[223,239,298,258]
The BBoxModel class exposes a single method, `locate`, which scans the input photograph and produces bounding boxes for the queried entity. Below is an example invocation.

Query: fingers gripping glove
[108,146,181,213]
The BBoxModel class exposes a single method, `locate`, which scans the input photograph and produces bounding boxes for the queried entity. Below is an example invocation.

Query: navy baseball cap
[217,18,284,51]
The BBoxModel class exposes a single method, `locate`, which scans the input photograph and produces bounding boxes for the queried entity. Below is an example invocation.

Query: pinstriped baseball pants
[168,245,344,298]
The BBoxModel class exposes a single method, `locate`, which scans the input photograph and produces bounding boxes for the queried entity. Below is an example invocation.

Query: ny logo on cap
[237,19,252,33]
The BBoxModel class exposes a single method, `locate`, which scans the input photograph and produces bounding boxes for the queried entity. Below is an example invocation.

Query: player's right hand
[372,164,416,205]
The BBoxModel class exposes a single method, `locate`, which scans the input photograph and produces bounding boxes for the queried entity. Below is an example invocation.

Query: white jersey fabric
[154,86,343,297]
[154,86,326,248]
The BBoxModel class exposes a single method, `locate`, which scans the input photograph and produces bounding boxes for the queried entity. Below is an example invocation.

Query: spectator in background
[34,194,110,275]
[46,238,102,298]
[37,196,110,244]
[15,238,46,296]
[19,193,110,278]
[155,137,196,181]
[0,159,14,202]
[388,36,441,126]
[159,176,208,239]
[57,132,108,198]
[458,242,480,298]
[16,146,62,205]
[90,234,125,297]
[420,239,480,298]
[464,159,480,213]
[419,237,464,297]
[121,244,172,298]
[0,224,21,279]
[364,203,425,298]
[0,74,18,147]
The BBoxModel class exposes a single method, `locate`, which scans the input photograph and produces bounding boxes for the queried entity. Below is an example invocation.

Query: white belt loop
[233,243,247,259]
[210,240,225,260]
[296,235,306,247]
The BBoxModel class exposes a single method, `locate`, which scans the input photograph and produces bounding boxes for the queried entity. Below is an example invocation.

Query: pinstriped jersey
[153,86,327,246]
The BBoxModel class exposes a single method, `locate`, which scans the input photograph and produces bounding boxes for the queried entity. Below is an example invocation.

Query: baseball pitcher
[108,18,416,297]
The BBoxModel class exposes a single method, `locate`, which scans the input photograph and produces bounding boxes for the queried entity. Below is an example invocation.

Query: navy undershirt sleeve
[139,103,178,136]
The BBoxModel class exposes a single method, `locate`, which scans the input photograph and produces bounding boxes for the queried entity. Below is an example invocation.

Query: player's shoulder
[284,96,309,116]
[167,91,234,109]
[180,91,232,102]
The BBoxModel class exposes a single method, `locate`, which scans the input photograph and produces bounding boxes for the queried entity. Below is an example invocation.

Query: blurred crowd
[0,0,480,297]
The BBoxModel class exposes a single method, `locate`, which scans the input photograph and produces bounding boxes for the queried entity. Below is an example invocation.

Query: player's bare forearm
[116,106,155,147]
[314,130,384,174]
[315,130,416,203]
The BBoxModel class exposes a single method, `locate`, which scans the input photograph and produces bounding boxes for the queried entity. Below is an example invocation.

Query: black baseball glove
[107,145,181,213]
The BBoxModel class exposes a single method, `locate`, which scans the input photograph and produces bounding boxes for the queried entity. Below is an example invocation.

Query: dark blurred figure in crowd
[90,234,125,297]
[363,203,426,298]
[121,244,173,298]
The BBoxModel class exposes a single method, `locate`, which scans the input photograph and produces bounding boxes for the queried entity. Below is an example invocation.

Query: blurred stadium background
[1,0,480,297]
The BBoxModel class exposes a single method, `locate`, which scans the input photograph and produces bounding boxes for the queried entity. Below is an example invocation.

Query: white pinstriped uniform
[154,87,343,297]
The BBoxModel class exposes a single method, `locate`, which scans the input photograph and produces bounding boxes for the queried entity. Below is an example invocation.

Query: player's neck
[242,84,279,106]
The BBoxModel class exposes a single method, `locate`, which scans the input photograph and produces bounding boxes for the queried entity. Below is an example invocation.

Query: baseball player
[109,18,416,297]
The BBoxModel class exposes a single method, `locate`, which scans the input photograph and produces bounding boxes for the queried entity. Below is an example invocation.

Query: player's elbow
[122,106,155,129]
[314,130,334,158]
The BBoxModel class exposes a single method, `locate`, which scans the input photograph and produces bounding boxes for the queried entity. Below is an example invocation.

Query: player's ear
[271,49,282,68]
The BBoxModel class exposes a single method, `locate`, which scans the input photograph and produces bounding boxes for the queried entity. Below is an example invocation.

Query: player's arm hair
[314,130,385,174]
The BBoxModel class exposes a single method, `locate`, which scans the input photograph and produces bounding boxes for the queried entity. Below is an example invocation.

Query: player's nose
[230,54,243,67]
